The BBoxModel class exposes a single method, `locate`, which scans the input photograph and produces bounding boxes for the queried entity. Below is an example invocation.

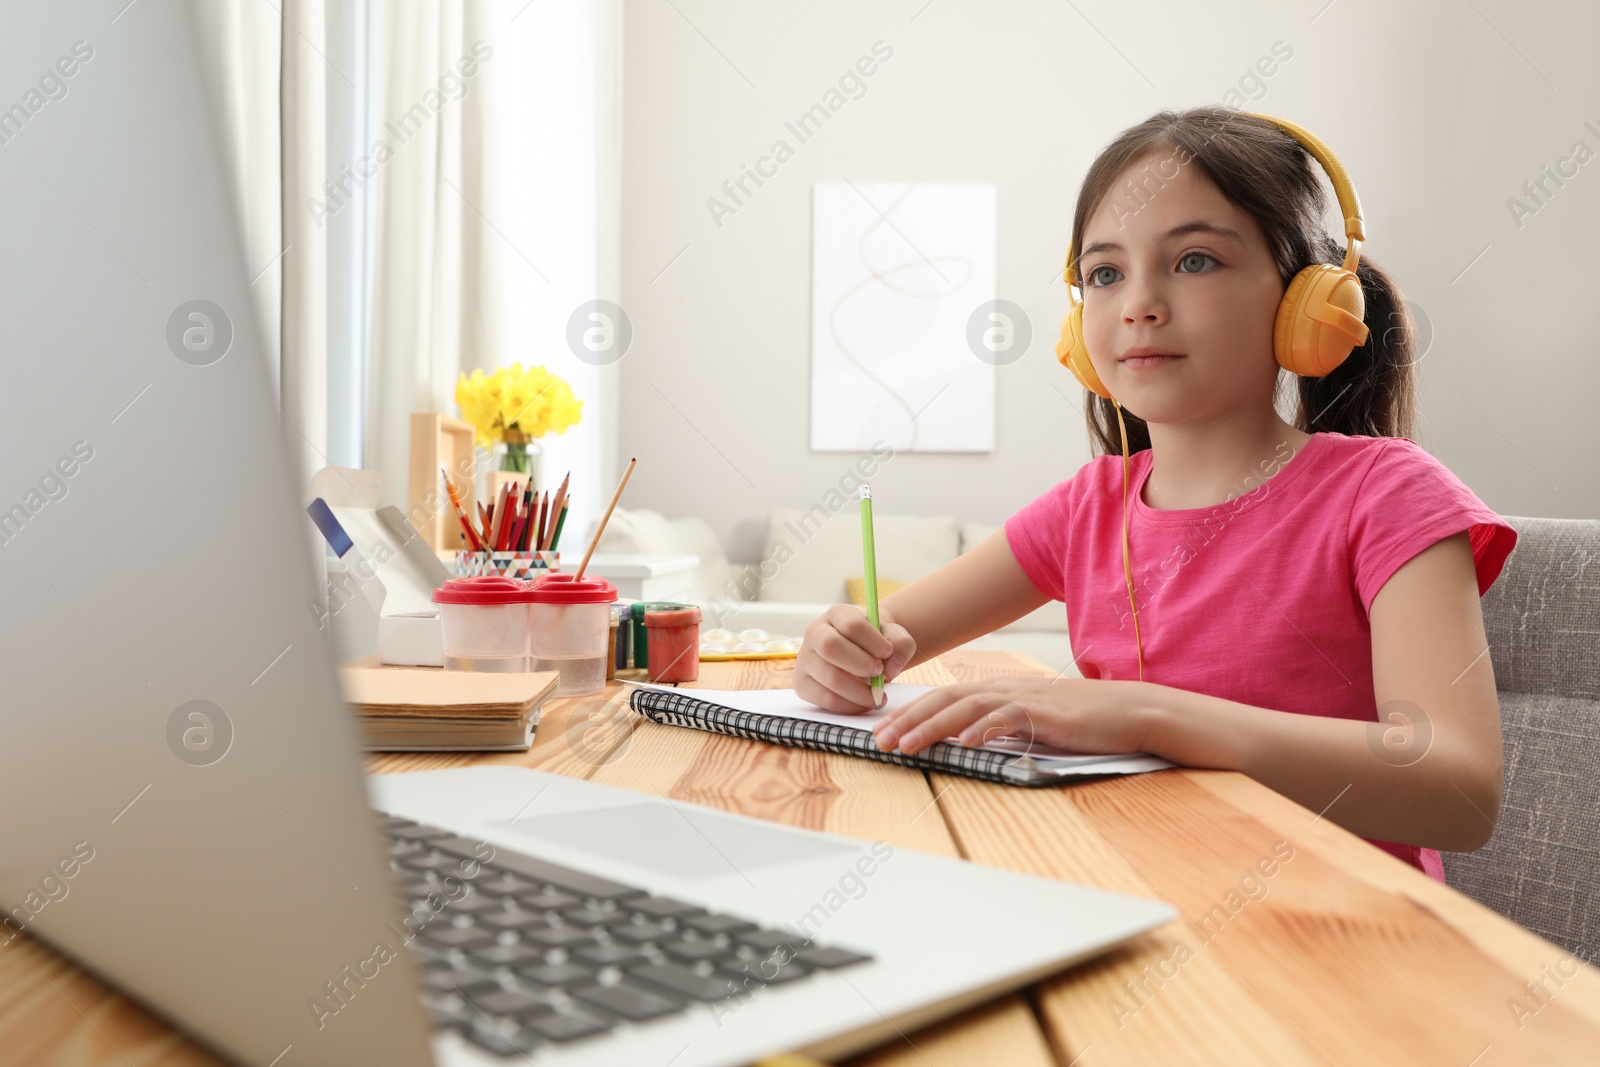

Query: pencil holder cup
[454,550,560,580]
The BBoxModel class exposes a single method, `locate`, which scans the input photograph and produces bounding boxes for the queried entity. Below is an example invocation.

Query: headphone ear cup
[1056,303,1112,399]
[1274,264,1371,377]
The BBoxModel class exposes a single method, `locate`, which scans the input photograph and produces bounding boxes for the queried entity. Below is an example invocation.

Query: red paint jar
[643,606,701,683]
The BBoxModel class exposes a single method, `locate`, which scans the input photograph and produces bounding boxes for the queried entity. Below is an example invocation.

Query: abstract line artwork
[810,182,996,453]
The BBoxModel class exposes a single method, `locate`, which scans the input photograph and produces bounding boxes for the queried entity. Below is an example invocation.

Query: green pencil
[859,484,884,708]
[550,498,569,551]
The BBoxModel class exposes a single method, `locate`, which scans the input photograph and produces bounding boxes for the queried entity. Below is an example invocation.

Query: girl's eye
[1086,265,1121,288]
[1178,251,1218,273]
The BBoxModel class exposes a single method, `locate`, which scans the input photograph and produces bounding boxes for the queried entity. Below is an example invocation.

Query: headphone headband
[1063,111,1366,295]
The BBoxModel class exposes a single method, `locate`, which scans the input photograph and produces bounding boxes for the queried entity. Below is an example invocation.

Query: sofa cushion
[589,506,738,605]
[1480,516,1600,700]
[1441,690,1600,966]
[1443,515,1600,966]
[758,509,959,603]
[961,521,1070,633]
[592,506,674,556]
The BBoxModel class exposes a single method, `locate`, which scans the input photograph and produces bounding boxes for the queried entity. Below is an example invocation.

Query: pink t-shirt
[1003,431,1519,882]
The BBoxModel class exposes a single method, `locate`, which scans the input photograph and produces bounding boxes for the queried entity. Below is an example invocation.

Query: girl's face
[1076,150,1287,424]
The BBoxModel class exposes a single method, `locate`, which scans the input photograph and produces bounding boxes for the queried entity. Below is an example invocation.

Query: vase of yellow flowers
[455,363,583,494]
[498,426,536,475]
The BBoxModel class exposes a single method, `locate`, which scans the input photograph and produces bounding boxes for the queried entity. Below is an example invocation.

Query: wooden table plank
[11,649,1595,1065]
[931,650,1600,1066]
[591,659,964,854]
[0,932,220,1066]
[846,994,1057,1067]
[1188,769,1600,1029]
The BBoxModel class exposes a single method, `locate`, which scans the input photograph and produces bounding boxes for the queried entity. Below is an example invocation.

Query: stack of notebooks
[339,658,559,751]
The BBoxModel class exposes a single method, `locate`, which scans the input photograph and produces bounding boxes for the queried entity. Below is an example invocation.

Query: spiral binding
[628,688,1068,788]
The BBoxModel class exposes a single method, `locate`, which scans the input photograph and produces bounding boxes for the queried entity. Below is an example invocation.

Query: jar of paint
[643,606,701,683]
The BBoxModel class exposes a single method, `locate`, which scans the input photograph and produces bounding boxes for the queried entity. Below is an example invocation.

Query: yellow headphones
[1054,112,1371,682]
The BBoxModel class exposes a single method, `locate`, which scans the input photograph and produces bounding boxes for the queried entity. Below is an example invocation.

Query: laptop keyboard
[377,812,873,1058]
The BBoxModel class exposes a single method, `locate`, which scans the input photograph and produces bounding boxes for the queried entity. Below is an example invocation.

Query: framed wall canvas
[811,182,997,453]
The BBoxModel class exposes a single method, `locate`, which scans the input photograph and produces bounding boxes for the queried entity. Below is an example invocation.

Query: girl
[794,107,1519,881]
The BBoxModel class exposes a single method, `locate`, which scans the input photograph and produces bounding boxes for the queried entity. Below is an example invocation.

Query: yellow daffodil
[455,364,583,449]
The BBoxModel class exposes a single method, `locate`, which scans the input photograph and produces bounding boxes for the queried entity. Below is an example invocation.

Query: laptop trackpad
[494,803,855,879]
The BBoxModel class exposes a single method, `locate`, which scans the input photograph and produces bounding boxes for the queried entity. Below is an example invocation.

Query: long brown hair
[1068,107,1418,456]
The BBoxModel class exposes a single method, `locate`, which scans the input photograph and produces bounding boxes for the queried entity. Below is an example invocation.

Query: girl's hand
[870,677,1152,756]
[796,604,917,714]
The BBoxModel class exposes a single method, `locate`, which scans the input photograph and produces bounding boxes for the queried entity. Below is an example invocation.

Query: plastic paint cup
[432,576,536,672]
[526,573,620,696]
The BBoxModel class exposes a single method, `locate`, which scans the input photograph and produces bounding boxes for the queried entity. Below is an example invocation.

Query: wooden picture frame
[409,413,480,552]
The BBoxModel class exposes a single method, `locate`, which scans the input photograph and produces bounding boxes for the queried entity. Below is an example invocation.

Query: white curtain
[279,0,329,487]
[188,0,327,486]
[189,0,620,540]
[189,0,327,601]
[487,0,617,546]
[365,0,505,506]
[366,0,620,543]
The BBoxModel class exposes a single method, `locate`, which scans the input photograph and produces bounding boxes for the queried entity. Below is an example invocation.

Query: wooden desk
[5,650,1599,1065]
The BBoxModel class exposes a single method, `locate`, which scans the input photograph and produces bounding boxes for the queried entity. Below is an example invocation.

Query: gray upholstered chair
[1442,516,1600,966]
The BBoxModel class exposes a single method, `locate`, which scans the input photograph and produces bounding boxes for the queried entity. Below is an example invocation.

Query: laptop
[0,2,1175,1064]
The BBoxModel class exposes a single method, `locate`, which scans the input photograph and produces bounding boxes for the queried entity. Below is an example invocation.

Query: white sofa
[588,506,1078,675]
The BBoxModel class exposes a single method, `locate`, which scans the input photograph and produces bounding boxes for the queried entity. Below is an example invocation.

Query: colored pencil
[550,500,569,552]
[488,482,510,551]
[517,479,536,551]
[507,512,526,554]
[542,472,571,552]
[440,466,485,552]
[860,483,884,708]
[501,484,515,552]
[534,490,549,554]
[574,458,636,581]
[506,486,522,550]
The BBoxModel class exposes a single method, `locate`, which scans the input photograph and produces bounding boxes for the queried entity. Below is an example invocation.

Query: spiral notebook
[622,681,1174,787]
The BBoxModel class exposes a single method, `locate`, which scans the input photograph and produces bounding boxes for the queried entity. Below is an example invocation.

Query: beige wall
[619,0,1599,562]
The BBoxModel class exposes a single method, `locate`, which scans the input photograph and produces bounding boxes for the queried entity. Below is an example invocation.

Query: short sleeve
[1347,438,1519,615]
[1004,478,1075,603]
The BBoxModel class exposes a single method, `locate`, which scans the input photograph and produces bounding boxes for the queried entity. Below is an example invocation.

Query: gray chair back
[1442,516,1600,966]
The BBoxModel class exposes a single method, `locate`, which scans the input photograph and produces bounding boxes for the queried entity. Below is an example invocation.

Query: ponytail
[1293,236,1418,439]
